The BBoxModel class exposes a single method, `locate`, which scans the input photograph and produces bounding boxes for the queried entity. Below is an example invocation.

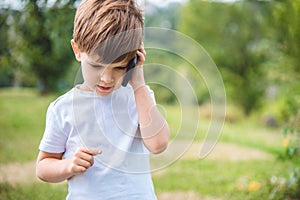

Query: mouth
[96,85,113,92]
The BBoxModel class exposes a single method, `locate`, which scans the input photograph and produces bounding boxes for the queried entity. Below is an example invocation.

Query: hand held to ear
[122,55,137,87]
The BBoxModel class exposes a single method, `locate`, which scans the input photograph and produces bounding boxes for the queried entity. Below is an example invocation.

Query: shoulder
[47,88,75,113]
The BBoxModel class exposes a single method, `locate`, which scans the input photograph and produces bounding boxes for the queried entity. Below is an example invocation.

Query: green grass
[0,88,296,200]
[0,182,67,200]
[153,159,294,199]
[162,103,284,155]
[0,88,56,163]
[220,119,283,155]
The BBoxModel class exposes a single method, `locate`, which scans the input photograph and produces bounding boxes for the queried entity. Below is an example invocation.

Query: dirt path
[158,191,221,200]
[182,142,273,161]
[0,161,38,185]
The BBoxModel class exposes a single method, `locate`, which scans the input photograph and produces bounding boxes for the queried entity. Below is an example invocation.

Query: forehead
[86,54,129,66]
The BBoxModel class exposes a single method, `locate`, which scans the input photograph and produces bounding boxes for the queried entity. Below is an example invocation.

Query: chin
[95,90,112,97]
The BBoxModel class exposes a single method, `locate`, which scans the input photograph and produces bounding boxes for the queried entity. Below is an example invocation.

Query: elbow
[35,151,67,183]
[36,161,51,183]
[35,167,59,183]
[145,140,168,154]
[36,163,46,182]
[36,173,47,182]
[35,161,56,183]
[146,124,170,154]
[150,141,168,154]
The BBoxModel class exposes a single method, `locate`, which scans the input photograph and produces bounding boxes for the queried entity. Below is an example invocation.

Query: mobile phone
[122,55,137,87]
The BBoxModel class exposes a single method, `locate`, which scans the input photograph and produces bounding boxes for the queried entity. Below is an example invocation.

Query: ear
[71,39,81,61]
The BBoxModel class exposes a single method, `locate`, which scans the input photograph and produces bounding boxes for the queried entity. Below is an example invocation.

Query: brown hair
[73,0,144,64]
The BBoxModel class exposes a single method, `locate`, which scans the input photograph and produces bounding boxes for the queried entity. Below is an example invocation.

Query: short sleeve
[38,103,68,153]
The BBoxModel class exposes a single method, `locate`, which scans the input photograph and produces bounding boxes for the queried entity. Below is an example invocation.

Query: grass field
[0,88,297,199]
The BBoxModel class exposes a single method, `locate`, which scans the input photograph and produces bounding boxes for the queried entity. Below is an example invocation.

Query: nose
[100,68,114,83]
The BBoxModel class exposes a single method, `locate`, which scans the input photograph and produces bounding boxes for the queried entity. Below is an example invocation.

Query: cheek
[81,67,99,83]
[113,71,126,83]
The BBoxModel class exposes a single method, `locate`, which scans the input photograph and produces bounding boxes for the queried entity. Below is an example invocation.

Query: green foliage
[271,0,300,119]
[265,1,300,197]
[145,2,181,29]
[179,0,273,115]
[271,70,300,199]
[273,0,300,67]
[267,166,300,200]
[0,0,76,93]
[145,48,209,105]
[275,110,300,198]
[282,113,300,160]
[0,8,14,86]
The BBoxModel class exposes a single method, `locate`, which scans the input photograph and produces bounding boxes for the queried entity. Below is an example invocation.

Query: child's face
[80,53,129,96]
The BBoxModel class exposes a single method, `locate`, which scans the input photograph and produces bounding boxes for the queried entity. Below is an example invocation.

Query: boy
[36,0,170,199]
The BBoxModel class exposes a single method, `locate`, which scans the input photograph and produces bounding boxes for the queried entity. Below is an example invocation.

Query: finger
[80,147,101,156]
[74,151,94,166]
[87,147,102,156]
[72,164,88,174]
[136,51,145,65]
[75,148,96,164]
[138,46,146,56]
[76,157,93,168]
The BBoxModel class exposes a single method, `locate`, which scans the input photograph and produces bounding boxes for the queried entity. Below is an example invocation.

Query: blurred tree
[271,0,300,120]
[2,7,39,87]
[145,2,181,29]
[179,0,273,115]
[0,8,15,86]
[9,0,76,93]
[274,0,300,70]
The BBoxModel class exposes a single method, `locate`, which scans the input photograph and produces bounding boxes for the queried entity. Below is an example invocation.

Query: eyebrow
[86,60,128,68]
[85,60,104,67]
[86,55,129,66]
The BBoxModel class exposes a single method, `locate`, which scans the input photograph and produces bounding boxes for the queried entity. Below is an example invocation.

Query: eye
[86,62,104,69]
[90,64,103,68]
[115,66,127,70]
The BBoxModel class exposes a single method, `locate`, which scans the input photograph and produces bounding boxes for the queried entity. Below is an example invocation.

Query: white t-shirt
[39,85,157,200]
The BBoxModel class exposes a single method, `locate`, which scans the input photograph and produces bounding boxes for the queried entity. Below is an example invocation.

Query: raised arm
[134,86,170,154]
[130,46,170,154]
